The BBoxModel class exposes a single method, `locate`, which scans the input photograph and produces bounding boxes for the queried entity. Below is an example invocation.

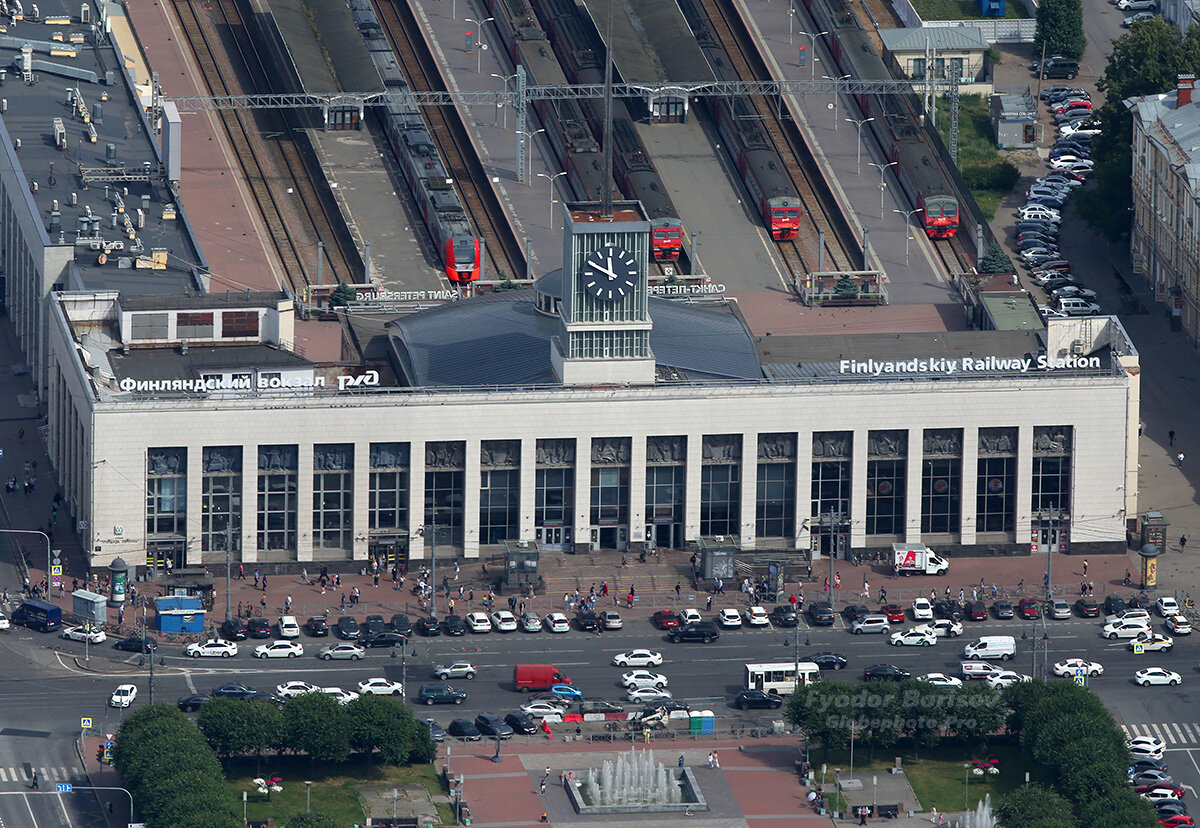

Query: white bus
[744,661,821,695]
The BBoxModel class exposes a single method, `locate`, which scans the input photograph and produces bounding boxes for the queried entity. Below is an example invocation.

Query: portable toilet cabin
[978,0,1004,17]
[155,595,206,633]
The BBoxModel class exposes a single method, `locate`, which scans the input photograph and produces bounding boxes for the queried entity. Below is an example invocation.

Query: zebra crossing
[1122,722,1200,747]
[0,766,79,785]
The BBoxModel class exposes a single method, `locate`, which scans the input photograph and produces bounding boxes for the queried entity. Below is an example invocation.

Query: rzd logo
[338,370,380,391]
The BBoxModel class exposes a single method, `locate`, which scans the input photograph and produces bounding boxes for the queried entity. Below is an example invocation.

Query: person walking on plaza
[254,571,260,589]
[1179,452,1186,468]
[706,594,713,611]
[285,595,292,612]
[1182,535,1189,551]
[1082,559,1088,576]
[261,575,267,592]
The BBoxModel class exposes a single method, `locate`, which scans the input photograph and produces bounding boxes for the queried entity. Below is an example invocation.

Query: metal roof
[879,26,989,53]
[578,0,713,85]
[1128,90,1200,188]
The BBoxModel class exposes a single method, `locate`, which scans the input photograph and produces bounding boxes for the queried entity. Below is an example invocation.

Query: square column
[684,435,702,543]
[959,429,979,546]
[740,432,758,550]
[185,445,203,566]
[629,435,647,551]
[462,439,481,559]
[904,428,923,543]
[240,444,258,563]
[352,441,370,561]
[1016,425,1035,549]
[519,439,536,542]
[407,443,427,561]
[795,434,812,551]
[850,430,869,549]
[572,438,591,554]
[296,443,314,562]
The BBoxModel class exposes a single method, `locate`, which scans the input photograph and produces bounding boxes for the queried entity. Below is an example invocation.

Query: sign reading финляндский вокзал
[839,355,1103,377]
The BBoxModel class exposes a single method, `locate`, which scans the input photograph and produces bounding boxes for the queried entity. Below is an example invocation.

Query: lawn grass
[225,757,452,827]
[935,94,1018,221]
[909,0,1030,20]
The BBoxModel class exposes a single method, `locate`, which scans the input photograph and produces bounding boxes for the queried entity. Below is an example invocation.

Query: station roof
[879,26,989,53]
[271,0,383,94]
[578,0,713,85]
[109,343,312,384]
[981,291,1044,331]
[0,0,201,295]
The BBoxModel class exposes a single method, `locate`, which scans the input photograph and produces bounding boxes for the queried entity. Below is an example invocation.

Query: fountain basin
[565,767,708,815]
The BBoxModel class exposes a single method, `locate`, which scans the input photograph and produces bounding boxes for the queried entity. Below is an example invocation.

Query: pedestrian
[892,564,899,579]
[237,563,245,580]
[862,582,870,600]
[301,567,308,584]
[1182,535,1189,551]
[833,573,841,589]
[601,581,609,597]
[539,779,547,795]
[340,593,346,611]
[373,572,380,588]
[675,582,681,598]
[678,754,685,767]
[1170,429,1176,446]
[706,594,713,611]
[1088,580,1095,594]
[31,771,38,790]
[259,595,266,612]
[859,806,868,825]
[958,588,964,603]
[454,561,460,580]
[1179,452,1186,468]
[627,592,634,608]
[879,587,887,603]
[622,553,628,567]
[254,571,260,589]
[285,595,292,612]
[712,751,719,768]
[540,811,549,823]
[1082,559,1089,576]
[16,427,23,439]
[261,575,267,592]
[708,751,715,768]
[972,587,978,602]
[990,583,998,599]
[824,577,830,593]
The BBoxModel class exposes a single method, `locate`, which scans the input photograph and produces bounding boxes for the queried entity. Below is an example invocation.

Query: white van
[960,661,1002,679]
[1056,296,1101,316]
[962,636,1016,661]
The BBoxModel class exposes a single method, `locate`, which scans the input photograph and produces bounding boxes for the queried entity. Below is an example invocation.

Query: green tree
[1077,789,1159,828]
[285,811,339,828]
[946,682,1006,744]
[199,697,284,767]
[348,694,417,763]
[977,243,1013,274]
[784,680,858,757]
[284,692,351,763]
[994,784,1077,828]
[327,282,356,307]
[1034,0,1085,62]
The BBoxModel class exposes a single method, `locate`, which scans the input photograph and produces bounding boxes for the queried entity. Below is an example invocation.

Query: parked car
[992,600,1015,619]
[1075,597,1100,617]
[465,612,492,633]
[442,615,466,636]
[544,613,570,633]
[652,610,681,629]
[447,719,482,741]
[415,616,442,636]
[1116,0,1157,11]
[912,598,934,620]
[717,608,743,628]
[601,610,624,630]
[335,616,361,640]
[964,601,988,621]
[744,606,770,626]
[474,712,515,740]
[769,605,799,627]
[520,611,543,632]
[505,711,538,735]
[1018,598,1041,619]
[390,613,412,637]
[934,600,964,621]
[61,625,106,644]
[1156,597,1181,617]
[362,615,388,637]
[1047,598,1072,620]
[881,604,906,623]
[220,618,248,641]
[305,616,329,637]
[575,610,599,631]
[807,602,836,626]
[842,604,872,623]
[1167,616,1192,635]
[422,718,446,742]
[490,611,518,632]
[278,616,301,639]
[434,661,478,680]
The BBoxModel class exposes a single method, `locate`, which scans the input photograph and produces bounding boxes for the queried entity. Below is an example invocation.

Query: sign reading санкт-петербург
[839,355,1102,377]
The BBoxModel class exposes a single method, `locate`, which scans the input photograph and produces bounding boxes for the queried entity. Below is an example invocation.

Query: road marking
[20,791,38,828]
[185,671,196,694]
[0,769,7,782]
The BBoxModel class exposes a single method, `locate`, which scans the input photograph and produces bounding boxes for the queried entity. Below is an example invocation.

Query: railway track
[699,0,857,277]
[374,0,524,283]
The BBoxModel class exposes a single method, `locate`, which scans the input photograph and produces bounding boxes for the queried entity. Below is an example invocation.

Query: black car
[842,604,871,624]
[422,718,446,742]
[810,651,848,671]
[505,712,538,735]
[211,682,258,699]
[934,600,964,621]
[417,684,465,705]
[114,636,157,653]
[576,610,599,631]
[363,631,407,648]
[992,600,1015,619]
[580,698,626,714]
[1126,594,1149,610]
[668,622,720,643]
[448,719,482,741]
[176,694,208,712]
[336,616,361,640]
[245,692,283,705]
[1104,595,1128,616]
[220,618,248,641]
[1132,757,1169,774]
[246,618,272,639]
[305,616,329,637]
[643,699,691,715]
[807,602,835,626]
[442,615,465,636]
[363,615,388,637]
[1074,597,1100,617]
[474,713,515,740]
[416,616,442,636]
[769,605,798,627]
[390,613,412,637]
[734,690,784,710]
[863,664,911,682]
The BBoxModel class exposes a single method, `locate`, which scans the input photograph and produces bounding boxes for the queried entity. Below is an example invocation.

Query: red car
[881,604,906,623]
[1160,815,1194,827]
[652,610,681,629]
[1018,598,1041,619]
[1053,101,1092,115]
[1138,783,1187,798]
[965,601,988,621]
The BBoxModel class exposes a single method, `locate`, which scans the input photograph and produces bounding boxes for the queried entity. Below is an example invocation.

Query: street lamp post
[490,72,517,128]
[464,18,494,74]
[964,763,971,812]
[799,30,828,80]
[690,230,702,274]
[517,128,546,186]
[305,780,313,813]
[0,529,52,602]
[844,116,874,176]
[892,207,924,266]
[491,735,503,763]
[868,161,898,219]
[537,171,567,229]
[822,75,850,130]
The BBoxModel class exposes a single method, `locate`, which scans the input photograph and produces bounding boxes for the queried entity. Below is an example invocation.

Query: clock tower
[552,200,656,385]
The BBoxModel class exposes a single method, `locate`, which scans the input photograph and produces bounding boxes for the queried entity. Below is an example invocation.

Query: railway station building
[41,201,1141,573]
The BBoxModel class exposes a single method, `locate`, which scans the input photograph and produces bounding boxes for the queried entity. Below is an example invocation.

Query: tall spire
[601,0,614,218]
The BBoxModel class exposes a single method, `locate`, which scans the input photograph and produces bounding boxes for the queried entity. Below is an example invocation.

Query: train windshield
[653,230,682,239]
[774,209,800,222]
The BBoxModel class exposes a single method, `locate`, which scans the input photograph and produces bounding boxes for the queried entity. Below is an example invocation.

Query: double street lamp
[798,30,828,80]
[822,75,850,130]
[464,17,494,74]
[868,160,898,219]
[517,128,546,186]
[844,116,874,176]
[537,171,568,230]
[490,72,517,128]
[892,207,924,266]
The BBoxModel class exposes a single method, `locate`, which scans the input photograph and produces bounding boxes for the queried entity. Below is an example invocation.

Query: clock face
[580,245,638,302]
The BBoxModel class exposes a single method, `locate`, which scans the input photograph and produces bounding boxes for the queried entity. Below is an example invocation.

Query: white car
[185,638,238,658]
[1156,597,1181,617]
[890,628,936,647]
[621,670,668,689]
[1050,155,1094,170]
[1167,615,1192,635]
[1102,619,1151,640]
[519,611,542,632]
[434,662,477,680]
[276,681,321,698]
[357,677,404,696]
[612,649,664,667]
[520,700,566,718]
[601,610,624,629]
[318,643,365,660]
[1135,667,1182,686]
[916,619,964,638]
[278,616,301,639]
[109,684,138,708]
[1052,658,1103,677]
[465,612,492,633]
[61,626,107,644]
[1130,632,1174,652]
[920,673,963,688]
[490,610,518,632]
[1128,736,1166,757]
[717,608,743,628]
[679,608,702,625]
[321,687,360,704]
[911,598,934,620]
[744,606,770,626]
[544,613,570,633]
[0,613,9,630]
[1117,0,1157,10]
[1106,608,1152,625]
[1060,122,1101,137]
[626,686,672,703]
[254,640,304,659]
[1142,788,1184,804]
[851,616,891,635]
[986,671,1033,690]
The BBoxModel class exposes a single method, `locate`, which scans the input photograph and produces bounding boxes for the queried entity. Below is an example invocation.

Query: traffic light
[96,745,105,763]
[799,45,807,67]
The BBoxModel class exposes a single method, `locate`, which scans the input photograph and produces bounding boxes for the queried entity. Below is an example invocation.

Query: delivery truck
[892,543,949,576]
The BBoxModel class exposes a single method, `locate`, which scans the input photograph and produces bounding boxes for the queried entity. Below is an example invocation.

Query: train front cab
[923,195,959,239]
[445,235,482,282]
[768,197,802,240]
[651,218,683,262]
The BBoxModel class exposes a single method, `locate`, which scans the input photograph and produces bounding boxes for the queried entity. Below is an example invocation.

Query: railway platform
[736,0,962,309]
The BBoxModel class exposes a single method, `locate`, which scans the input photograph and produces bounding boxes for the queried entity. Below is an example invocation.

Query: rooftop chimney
[1179,74,1196,107]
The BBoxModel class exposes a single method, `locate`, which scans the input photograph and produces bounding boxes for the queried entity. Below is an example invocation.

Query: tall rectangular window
[921,429,963,534]
[535,439,575,529]
[647,465,685,525]
[977,428,1017,534]
[201,447,241,553]
[479,441,520,545]
[313,444,353,551]
[369,443,409,532]
[756,434,795,539]
[425,441,465,545]
[147,448,187,537]
[811,432,852,521]
[1032,426,1072,513]
[257,445,297,552]
[701,435,741,537]
[866,430,907,537]
[590,438,631,527]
